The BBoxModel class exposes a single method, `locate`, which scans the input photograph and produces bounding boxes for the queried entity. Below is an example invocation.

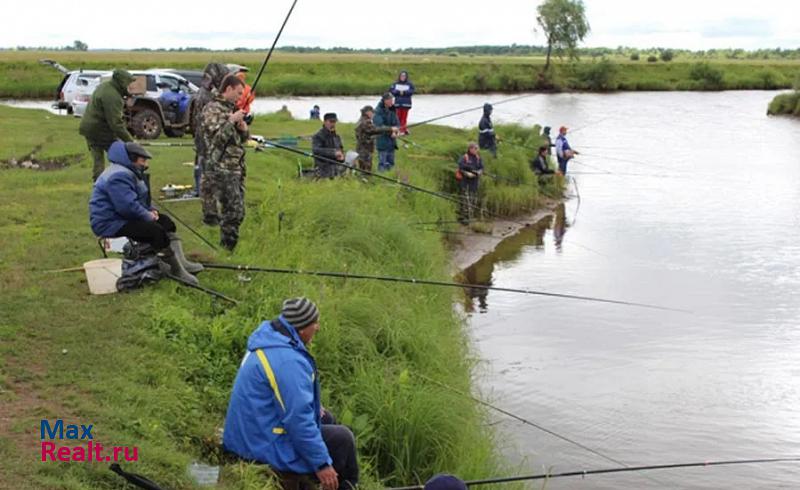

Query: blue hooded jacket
[89,141,153,237]
[223,317,332,474]
[373,99,400,152]
[390,71,415,108]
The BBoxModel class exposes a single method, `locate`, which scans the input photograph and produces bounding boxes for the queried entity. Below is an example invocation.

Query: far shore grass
[2,50,799,99]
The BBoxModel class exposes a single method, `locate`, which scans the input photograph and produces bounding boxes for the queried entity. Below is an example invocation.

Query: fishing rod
[250,0,299,94]
[166,273,240,306]
[199,263,687,312]
[152,197,219,252]
[389,458,800,489]
[407,93,536,129]
[259,139,492,218]
[413,372,631,469]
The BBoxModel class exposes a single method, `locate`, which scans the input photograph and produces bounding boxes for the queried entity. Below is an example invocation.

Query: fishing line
[414,372,636,470]
[407,94,537,129]
[200,263,687,312]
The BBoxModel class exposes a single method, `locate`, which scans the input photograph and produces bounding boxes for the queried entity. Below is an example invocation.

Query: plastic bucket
[83,258,122,295]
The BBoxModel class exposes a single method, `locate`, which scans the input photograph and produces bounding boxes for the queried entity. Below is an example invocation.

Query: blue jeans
[378,150,395,172]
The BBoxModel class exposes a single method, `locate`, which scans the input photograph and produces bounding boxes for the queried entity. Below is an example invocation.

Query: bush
[660,49,675,62]
[630,52,640,61]
[689,62,724,90]
[647,55,658,63]
[577,58,619,91]
[767,91,800,116]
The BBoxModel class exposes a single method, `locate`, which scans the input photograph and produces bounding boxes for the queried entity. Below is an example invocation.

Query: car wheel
[131,109,162,139]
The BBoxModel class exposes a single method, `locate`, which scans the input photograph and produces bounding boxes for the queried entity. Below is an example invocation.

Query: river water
[5,91,799,487]
[457,91,800,489]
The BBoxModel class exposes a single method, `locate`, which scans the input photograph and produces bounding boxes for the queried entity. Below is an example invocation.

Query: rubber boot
[167,232,204,274]
[162,250,200,286]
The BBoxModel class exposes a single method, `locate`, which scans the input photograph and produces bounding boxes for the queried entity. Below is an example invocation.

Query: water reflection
[462,211,562,313]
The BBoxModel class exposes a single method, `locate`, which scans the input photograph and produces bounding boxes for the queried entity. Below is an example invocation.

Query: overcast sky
[5,0,798,51]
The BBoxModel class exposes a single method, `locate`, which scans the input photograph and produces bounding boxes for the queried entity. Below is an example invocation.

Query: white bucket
[83,258,122,295]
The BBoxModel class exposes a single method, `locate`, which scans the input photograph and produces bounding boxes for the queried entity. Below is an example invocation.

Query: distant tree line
[3,43,799,60]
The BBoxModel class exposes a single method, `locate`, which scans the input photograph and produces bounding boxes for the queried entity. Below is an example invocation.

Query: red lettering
[57,446,71,462]
[72,445,86,462]
[113,447,122,461]
[124,447,138,462]
[94,442,104,461]
[41,441,56,461]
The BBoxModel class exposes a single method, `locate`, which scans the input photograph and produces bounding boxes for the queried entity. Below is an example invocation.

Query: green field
[0,104,560,489]
[1,50,799,99]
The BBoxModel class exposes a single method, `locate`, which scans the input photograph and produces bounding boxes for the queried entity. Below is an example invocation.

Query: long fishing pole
[152,197,218,252]
[260,139,492,218]
[200,263,687,312]
[413,372,630,468]
[388,457,800,489]
[249,0,299,94]
[407,93,536,129]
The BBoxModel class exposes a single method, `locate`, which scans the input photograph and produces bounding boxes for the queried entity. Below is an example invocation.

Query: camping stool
[97,237,111,258]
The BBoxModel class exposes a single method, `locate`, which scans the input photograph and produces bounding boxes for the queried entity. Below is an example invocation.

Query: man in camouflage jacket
[354,105,397,172]
[200,75,249,251]
[193,62,229,223]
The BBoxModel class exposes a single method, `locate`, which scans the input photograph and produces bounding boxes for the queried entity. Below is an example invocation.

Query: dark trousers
[321,424,359,490]
[87,141,110,182]
[557,157,571,174]
[116,215,176,250]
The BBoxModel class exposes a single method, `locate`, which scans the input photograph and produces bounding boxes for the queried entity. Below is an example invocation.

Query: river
[459,91,800,489]
[5,91,799,487]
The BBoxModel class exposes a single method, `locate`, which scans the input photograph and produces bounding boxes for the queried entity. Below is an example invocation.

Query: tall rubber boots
[167,232,204,274]
[161,250,200,286]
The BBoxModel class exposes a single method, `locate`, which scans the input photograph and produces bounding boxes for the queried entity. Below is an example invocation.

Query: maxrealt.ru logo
[40,419,138,462]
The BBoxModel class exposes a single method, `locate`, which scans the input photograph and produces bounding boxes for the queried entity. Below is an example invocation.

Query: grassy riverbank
[767,90,800,116]
[2,51,799,98]
[0,105,559,489]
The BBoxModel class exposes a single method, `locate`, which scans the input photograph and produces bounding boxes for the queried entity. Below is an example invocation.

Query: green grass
[1,51,799,98]
[767,91,800,116]
[0,105,555,489]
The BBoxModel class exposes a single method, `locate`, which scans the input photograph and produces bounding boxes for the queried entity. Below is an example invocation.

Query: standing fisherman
[541,126,554,155]
[312,113,345,178]
[373,93,400,172]
[79,69,135,181]
[478,103,497,157]
[354,105,398,172]
[457,142,483,224]
[193,62,229,222]
[201,75,249,251]
[389,70,415,135]
[229,64,255,114]
[555,126,579,175]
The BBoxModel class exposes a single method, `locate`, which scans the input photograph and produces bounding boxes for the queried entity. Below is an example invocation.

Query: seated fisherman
[530,145,555,175]
[223,298,359,490]
[89,140,202,285]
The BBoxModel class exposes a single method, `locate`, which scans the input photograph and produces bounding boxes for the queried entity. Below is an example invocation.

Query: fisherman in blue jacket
[89,140,202,284]
[373,93,400,172]
[223,298,359,490]
[389,70,415,134]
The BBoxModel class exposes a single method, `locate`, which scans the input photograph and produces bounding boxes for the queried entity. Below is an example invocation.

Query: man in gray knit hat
[223,298,359,490]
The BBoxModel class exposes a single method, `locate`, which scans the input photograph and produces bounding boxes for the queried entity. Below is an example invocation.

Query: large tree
[536,0,590,70]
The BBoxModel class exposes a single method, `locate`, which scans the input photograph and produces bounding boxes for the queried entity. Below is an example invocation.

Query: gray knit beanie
[281,297,320,330]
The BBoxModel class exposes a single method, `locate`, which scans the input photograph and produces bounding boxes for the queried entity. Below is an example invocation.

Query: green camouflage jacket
[354,115,393,158]
[201,97,249,173]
